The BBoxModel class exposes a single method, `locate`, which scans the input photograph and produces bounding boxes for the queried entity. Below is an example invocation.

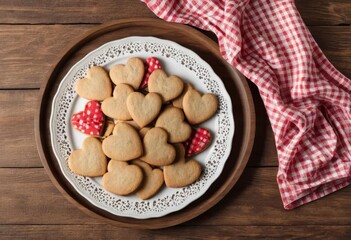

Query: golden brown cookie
[132,159,164,200]
[183,89,218,125]
[164,143,202,188]
[100,119,115,139]
[68,137,107,177]
[114,120,141,130]
[140,127,176,166]
[127,92,162,128]
[102,122,143,161]
[102,160,143,196]
[172,82,193,109]
[155,106,192,143]
[139,127,151,138]
[101,83,134,120]
[148,69,184,102]
[75,66,112,101]
[109,57,145,90]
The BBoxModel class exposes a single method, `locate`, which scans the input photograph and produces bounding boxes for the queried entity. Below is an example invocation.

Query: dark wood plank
[296,0,351,26]
[0,0,350,26]
[310,26,351,76]
[0,90,40,167]
[0,168,97,225]
[1,225,350,239]
[0,25,93,88]
[0,0,156,24]
[0,25,349,89]
[1,167,350,226]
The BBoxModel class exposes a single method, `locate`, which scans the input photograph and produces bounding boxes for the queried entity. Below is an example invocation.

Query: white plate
[50,36,234,219]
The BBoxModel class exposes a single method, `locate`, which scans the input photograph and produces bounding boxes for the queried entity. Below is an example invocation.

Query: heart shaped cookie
[155,106,192,143]
[172,82,193,109]
[183,128,212,158]
[102,160,143,196]
[102,122,143,161]
[148,69,184,102]
[75,66,112,101]
[71,100,105,136]
[183,89,218,125]
[101,120,115,139]
[101,83,134,120]
[164,143,202,188]
[132,159,164,200]
[140,127,176,166]
[109,57,145,90]
[127,92,162,128]
[139,127,151,138]
[68,137,107,177]
[140,57,162,89]
[114,120,141,130]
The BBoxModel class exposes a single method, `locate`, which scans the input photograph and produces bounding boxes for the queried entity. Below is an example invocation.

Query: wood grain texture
[0,90,39,167]
[295,0,351,26]
[0,26,349,89]
[1,168,350,226]
[1,225,350,239]
[0,0,156,24]
[0,25,93,88]
[310,26,351,75]
[0,0,349,26]
[0,168,95,225]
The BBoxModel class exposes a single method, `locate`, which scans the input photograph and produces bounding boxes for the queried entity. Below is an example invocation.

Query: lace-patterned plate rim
[49,36,235,219]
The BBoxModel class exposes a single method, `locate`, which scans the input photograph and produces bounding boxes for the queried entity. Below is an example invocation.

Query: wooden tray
[34,18,256,229]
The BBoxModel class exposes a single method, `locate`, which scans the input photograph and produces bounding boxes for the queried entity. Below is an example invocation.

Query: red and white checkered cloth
[142,0,351,209]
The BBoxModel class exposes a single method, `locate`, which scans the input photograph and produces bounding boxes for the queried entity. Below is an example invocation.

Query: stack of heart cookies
[68,57,218,200]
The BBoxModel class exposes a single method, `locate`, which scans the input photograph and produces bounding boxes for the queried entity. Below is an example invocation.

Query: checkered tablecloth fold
[142,0,351,209]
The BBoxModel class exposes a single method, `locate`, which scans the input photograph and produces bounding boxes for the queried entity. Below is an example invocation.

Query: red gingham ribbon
[140,57,162,89]
[184,128,212,158]
[142,0,351,209]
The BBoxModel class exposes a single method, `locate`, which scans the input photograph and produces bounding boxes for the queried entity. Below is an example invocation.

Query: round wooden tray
[34,18,256,229]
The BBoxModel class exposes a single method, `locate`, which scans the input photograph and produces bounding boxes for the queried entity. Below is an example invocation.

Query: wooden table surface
[0,0,350,239]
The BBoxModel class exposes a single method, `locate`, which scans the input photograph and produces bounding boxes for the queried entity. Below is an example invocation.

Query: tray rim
[34,18,256,229]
